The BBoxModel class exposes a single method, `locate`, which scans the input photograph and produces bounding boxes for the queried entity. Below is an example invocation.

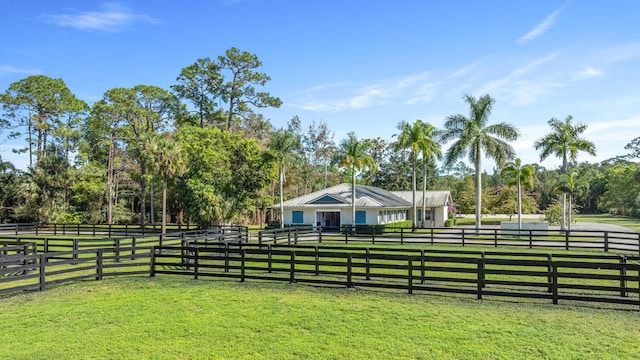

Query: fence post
[268,244,272,273]
[21,244,28,275]
[408,256,413,295]
[547,254,553,293]
[529,230,533,249]
[92,224,96,237]
[54,223,57,236]
[131,236,137,260]
[258,232,262,247]
[115,238,120,263]
[420,249,426,285]
[347,253,353,288]
[400,228,404,245]
[476,256,484,300]
[224,242,230,273]
[481,252,486,289]
[240,249,246,282]
[318,228,322,243]
[194,247,199,280]
[72,239,78,264]
[289,251,296,284]
[551,263,558,305]
[462,229,465,247]
[35,223,39,236]
[620,255,627,298]
[315,245,319,276]
[77,224,80,236]
[565,231,569,251]
[150,247,156,277]
[39,254,46,291]
[604,232,609,252]
[108,224,112,238]
[62,223,66,236]
[44,238,49,262]
[96,249,103,281]
[288,230,291,245]
[365,248,371,281]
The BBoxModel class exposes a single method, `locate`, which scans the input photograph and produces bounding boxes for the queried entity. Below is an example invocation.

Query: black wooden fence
[0,227,248,296]
[152,243,640,308]
[258,226,640,254]
[0,223,202,237]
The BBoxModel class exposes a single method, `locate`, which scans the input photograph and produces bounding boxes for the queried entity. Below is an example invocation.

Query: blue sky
[1,0,639,172]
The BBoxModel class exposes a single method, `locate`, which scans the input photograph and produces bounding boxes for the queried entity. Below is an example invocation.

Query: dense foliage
[1,48,640,227]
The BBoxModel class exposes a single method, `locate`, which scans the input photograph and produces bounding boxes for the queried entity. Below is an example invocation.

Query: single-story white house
[270,183,453,228]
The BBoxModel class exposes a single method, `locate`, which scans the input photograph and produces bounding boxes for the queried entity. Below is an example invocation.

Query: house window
[292,211,304,224]
[355,211,366,224]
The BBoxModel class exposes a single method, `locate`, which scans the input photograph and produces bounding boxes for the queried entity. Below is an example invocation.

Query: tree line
[1,48,639,233]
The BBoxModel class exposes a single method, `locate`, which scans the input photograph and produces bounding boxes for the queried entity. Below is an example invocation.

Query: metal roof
[271,184,451,209]
[391,190,452,207]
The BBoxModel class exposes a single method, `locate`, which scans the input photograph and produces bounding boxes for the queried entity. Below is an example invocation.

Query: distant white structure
[270,183,453,228]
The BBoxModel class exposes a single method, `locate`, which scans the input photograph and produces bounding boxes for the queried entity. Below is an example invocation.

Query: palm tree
[268,129,301,229]
[440,94,519,231]
[501,158,535,230]
[554,172,579,232]
[337,132,376,235]
[395,120,441,230]
[533,115,596,231]
[149,133,185,237]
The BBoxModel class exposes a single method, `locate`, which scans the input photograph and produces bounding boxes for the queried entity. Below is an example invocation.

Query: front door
[316,211,341,231]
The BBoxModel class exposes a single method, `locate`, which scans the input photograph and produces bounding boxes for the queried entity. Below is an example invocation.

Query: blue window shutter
[355,211,366,224]
[292,211,303,224]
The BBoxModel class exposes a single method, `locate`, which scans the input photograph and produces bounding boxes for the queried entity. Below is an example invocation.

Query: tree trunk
[517,178,522,230]
[279,162,284,229]
[560,156,567,231]
[150,180,155,229]
[567,194,572,232]
[161,178,167,236]
[351,168,356,235]
[107,135,114,225]
[412,154,417,231]
[421,159,427,228]
[475,152,482,231]
[140,163,147,228]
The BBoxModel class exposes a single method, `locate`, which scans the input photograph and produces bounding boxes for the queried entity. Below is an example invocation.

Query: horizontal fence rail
[0,226,248,297]
[0,247,151,295]
[257,226,640,254]
[152,243,640,309]
[0,223,224,237]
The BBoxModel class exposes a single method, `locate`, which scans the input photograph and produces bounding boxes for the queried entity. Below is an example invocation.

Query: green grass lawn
[1,276,639,359]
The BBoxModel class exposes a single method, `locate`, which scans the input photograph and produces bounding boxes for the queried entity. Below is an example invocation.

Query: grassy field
[2,216,639,359]
[1,276,639,359]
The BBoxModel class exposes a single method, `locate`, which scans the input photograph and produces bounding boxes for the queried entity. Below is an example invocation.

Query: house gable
[308,194,348,205]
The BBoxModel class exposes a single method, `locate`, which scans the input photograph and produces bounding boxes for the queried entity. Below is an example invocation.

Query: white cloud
[292,72,435,112]
[0,65,40,75]
[41,2,161,32]
[518,4,567,44]
[584,116,640,135]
